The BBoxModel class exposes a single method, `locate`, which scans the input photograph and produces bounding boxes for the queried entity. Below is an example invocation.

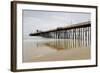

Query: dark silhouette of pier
[30,21,91,47]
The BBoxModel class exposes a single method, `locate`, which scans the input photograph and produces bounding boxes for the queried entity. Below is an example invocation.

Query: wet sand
[22,39,91,63]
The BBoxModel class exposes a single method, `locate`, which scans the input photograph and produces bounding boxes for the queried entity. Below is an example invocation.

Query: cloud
[23,10,91,38]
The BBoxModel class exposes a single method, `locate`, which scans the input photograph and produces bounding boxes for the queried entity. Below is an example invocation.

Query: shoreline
[22,38,91,63]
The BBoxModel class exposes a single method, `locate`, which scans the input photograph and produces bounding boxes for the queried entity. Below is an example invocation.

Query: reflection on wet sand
[23,38,91,63]
[44,39,90,50]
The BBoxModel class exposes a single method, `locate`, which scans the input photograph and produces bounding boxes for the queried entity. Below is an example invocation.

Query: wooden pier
[30,21,91,47]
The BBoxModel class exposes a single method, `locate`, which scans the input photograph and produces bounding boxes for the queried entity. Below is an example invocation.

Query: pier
[30,21,91,47]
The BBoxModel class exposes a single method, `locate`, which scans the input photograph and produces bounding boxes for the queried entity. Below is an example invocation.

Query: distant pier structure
[30,21,91,47]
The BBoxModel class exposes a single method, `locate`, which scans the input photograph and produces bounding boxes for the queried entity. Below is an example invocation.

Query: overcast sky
[22,10,91,38]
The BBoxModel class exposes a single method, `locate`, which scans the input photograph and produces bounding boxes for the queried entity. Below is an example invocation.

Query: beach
[22,36,91,63]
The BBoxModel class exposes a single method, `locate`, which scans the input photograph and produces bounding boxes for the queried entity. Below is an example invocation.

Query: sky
[22,10,91,38]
